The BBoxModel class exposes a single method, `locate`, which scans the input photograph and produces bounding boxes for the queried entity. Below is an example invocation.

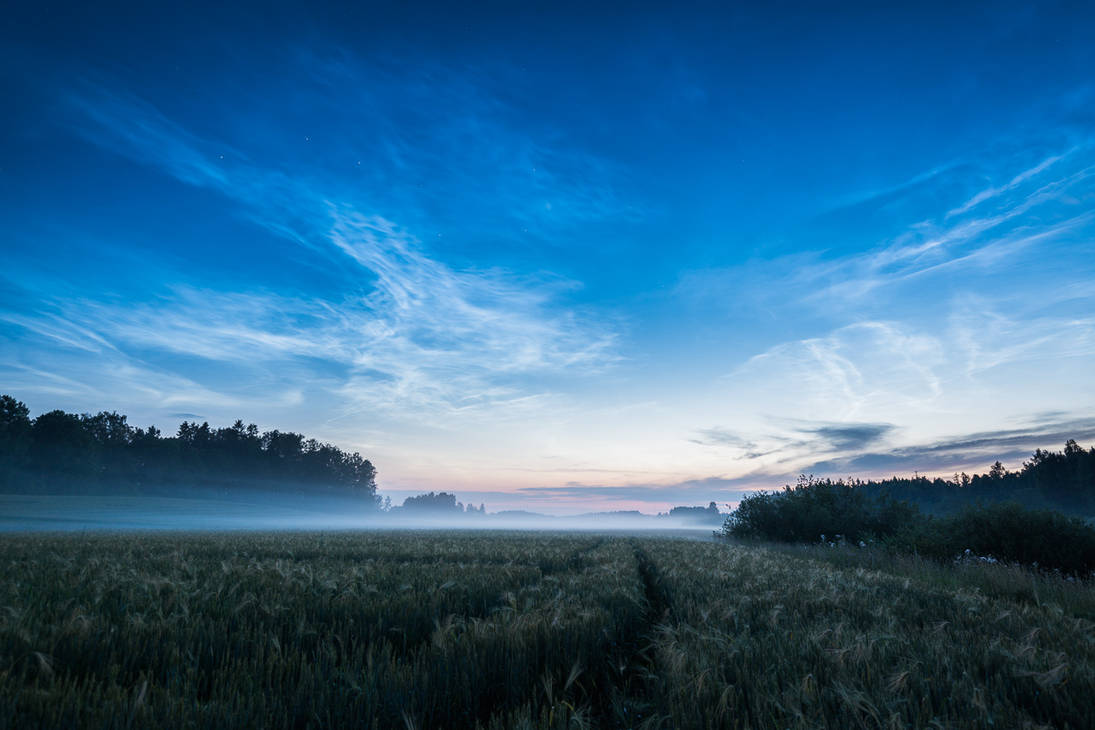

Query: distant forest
[0,395,378,503]
[799,440,1095,516]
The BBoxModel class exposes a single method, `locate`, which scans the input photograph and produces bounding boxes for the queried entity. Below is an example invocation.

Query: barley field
[1,532,1092,729]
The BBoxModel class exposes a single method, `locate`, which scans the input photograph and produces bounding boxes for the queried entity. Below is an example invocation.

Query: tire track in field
[588,541,676,729]
[634,544,675,626]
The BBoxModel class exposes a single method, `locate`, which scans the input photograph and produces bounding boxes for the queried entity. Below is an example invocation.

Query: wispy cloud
[944,150,1069,218]
[802,155,1094,303]
[720,309,1094,437]
[4,275,616,425]
[677,143,1095,316]
[690,419,896,466]
[725,321,946,422]
[0,353,252,417]
[689,427,757,450]
[796,421,895,451]
[16,72,626,423]
[947,295,1095,376]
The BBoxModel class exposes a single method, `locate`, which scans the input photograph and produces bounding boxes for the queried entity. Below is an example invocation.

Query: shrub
[723,475,918,543]
[725,480,1095,575]
[903,502,1095,575]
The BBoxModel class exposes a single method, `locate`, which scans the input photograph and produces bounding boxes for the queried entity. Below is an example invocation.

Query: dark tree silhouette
[400,492,463,512]
[669,502,723,524]
[734,442,1095,517]
[0,395,378,506]
[722,441,1095,574]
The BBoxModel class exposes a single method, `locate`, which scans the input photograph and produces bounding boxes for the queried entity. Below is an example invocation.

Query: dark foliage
[903,502,1095,576]
[0,394,378,504]
[398,491,482,513]
[723,442,1095,574]
[668,502,723,524]
[833,440,1095,515]
[725,475,918,543]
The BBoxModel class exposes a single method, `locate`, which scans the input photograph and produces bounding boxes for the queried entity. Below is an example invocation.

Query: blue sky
[2,1,1094,513]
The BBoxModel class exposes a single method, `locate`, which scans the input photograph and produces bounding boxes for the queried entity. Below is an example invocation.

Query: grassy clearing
[1,532,1092,728]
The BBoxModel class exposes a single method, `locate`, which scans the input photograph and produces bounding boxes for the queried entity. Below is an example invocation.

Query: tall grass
[1,531,1092,728]
[643,538,1095,729]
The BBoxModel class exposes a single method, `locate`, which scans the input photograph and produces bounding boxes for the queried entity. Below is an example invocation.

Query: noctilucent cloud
[2,2,1094,513]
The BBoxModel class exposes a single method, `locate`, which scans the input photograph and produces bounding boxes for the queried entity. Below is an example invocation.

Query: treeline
[723,440,1095,574]
[668,502,723,524]
[395,492,486,514]
[0,395,378,503]
[822,440,1095,515]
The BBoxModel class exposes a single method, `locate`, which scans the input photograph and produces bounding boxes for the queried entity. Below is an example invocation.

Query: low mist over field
[0,492,723,534]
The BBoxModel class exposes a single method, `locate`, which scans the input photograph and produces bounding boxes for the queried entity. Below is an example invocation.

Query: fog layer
[0,489,722,535]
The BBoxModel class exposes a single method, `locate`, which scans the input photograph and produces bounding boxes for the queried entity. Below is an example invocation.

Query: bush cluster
[724,475,918,544]
[725,478,1095,575]
[902,502,1095,575]
[772,439,1095,515]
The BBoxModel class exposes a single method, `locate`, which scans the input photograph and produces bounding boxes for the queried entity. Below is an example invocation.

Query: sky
[2,1,1095,514]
